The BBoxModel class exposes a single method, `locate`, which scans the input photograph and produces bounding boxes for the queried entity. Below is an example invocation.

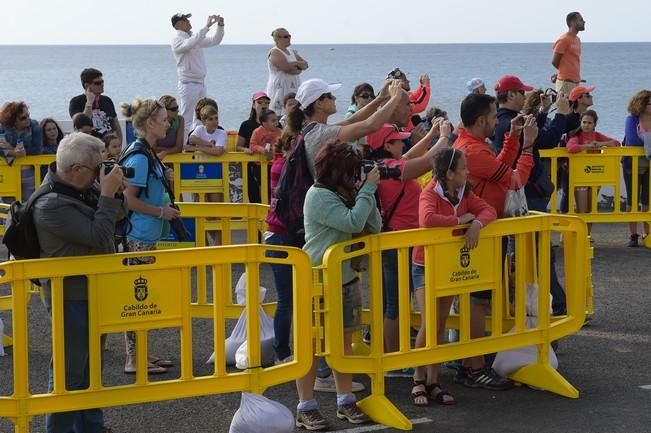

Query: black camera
[360,160,401,180]
[103,160,135,178]
[544,88,558,103]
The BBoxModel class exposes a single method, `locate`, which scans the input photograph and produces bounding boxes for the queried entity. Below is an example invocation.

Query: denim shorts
[411,263,425,291]
[342,278,362,332]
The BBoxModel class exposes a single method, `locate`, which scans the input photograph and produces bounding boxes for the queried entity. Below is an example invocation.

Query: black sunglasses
[279,34,291,39]
[320,93,334,100]
[167,106,179,111]
[92,80,104,85]
[357,93,374,99]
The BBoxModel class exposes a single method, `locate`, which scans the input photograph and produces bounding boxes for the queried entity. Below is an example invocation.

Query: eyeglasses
[167,106,179,111]
[357,93,374,100]
[78,162,101,175]
[92,80,104,85]
[320,93,335,100]
[279,34,291,39]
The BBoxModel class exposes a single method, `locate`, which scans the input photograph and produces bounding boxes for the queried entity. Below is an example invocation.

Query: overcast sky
[2,1,649,45]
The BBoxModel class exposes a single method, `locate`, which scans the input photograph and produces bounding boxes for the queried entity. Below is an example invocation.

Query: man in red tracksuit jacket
[451,93,538,390]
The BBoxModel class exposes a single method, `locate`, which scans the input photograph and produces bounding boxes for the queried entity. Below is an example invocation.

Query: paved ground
[0,222,650,433]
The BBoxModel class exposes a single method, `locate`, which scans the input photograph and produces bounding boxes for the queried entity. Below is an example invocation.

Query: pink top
[566,131,620,153]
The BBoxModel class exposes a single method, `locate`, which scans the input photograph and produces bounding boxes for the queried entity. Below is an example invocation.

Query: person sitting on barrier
[296,140,381,429]
[189,96,219,137]
[33,132,128,433]
[247,109,278,202]
[410,147,497,406]
[0,101,42,201]
[73,112,94,135]
[155,95,185,158]
[623,90,651,247]
[102,133,122,161]
[567,109,620,235]
[69,68,122,140]
[120,98,180,375]
[452,93,537,390]
[364,121,452,362]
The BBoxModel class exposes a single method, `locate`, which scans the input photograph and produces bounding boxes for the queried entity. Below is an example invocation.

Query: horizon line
[1,40,650,47]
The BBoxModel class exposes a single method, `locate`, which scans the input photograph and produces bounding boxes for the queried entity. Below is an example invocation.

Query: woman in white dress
[266,28,309,114]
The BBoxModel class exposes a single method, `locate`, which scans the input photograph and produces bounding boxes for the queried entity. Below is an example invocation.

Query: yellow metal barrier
[0,148,270,205]
[540,147,651,247]
[0,243,312,433]
[319,214,590,430]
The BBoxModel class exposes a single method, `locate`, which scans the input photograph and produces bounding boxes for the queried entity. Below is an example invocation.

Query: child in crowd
[72,113,94,134]
[410,147,496,406]
[566,110,620,230]
[246,110,278,203]
[102,133,122,161]
[187,104,227,244]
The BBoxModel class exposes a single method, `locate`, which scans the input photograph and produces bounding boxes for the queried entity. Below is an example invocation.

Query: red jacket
[454,129,534,218]
[412,180,497,265]
[404,84,431,131]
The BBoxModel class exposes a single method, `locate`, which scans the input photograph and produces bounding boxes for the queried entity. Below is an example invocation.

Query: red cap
[495,75,534,93]
[366,124,411,150]
[568,86,595,102]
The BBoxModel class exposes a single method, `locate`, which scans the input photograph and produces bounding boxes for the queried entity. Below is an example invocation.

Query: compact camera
[360,160,401,180]
[544,88,558,103]
[103,161,135,178]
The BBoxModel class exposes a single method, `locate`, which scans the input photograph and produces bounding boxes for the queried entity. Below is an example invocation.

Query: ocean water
[1,43,650,137]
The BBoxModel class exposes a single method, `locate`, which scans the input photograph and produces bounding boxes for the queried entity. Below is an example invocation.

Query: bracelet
[158,207,164,219]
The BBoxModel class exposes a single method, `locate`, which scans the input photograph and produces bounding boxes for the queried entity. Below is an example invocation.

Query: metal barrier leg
[357,373,412,431]
[509,358,579,399]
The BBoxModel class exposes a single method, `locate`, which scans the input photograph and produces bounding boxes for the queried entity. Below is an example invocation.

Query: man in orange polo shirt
[552,11,586,94]
[452,93,538,390]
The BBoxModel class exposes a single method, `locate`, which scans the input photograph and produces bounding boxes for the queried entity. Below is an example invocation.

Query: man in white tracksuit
[171,12,225,137]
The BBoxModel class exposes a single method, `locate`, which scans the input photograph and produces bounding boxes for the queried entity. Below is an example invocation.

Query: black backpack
[268,122,318,234]
[3,182,87,260]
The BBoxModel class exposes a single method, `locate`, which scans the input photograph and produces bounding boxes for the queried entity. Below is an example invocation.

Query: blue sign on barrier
[180,163,223,188]
[157,217,197,249]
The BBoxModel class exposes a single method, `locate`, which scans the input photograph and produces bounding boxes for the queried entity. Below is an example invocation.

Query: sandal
[426,382,456,405]
[410,379,429,407]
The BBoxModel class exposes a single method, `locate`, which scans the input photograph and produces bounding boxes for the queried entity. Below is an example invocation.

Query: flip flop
[150,356,174,367]
[124,363,168,375]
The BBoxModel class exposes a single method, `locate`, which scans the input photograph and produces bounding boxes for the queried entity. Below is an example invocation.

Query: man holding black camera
[34,132,128,433]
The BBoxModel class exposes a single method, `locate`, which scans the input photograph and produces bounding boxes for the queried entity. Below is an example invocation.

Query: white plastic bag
[234,308,276,369]
[229,392,294,433]
[0,317,5,357]
[235,273,267,306]
[206,272,270,365]
[504,174,528,217]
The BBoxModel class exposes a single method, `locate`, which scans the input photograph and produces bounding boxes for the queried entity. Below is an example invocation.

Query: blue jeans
[43,296,105,433]
[265,232,304,360]
[527,196,567,315]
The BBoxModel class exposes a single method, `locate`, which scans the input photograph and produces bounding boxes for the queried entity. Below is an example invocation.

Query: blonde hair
[159,94,177,109]
[120,97,164,138]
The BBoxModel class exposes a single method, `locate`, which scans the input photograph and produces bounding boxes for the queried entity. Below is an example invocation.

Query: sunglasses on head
[357,93,374,99]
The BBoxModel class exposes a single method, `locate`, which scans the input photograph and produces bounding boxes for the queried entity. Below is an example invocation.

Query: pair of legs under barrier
[43,295,106,433]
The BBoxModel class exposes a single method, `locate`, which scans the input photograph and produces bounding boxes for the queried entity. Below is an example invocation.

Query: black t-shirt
[238,119,260,146]
[69,94,118,138]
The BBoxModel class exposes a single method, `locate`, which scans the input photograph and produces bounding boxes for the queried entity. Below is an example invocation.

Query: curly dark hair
[314,139,361,192]
[0,101,28,128]
[627,90,651,116]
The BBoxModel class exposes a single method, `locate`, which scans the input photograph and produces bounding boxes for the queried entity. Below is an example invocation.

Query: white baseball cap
[295,79,341,110]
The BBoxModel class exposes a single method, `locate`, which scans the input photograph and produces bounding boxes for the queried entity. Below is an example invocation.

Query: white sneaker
[274,355,294,365]
[314,373,365,393]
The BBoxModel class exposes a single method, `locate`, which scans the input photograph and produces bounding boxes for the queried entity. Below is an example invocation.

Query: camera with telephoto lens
[544,88,558,103]
[103,161,135,178]
[360,160,401,180]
